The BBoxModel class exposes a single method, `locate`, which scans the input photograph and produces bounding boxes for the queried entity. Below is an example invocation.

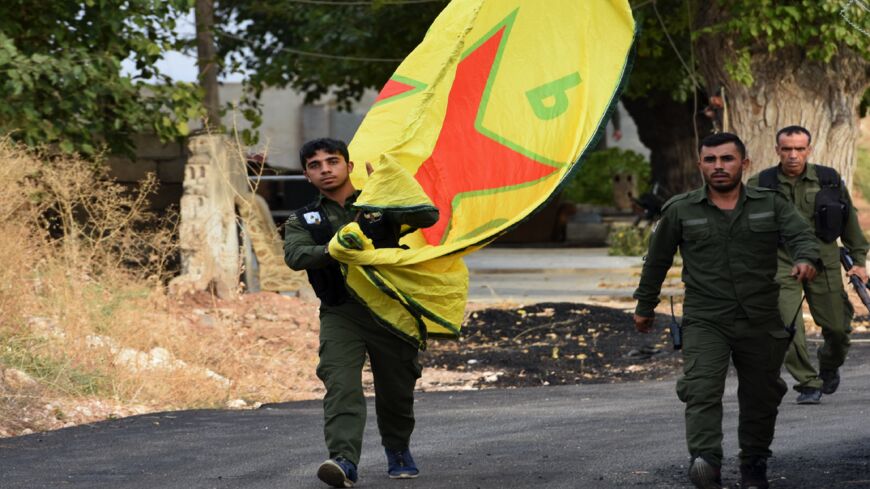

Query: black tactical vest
[294,203,350,306]
[758,165,848,243]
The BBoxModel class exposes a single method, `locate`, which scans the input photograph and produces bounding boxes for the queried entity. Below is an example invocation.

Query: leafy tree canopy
[628,0,869,99]
[0,0,204,156]
[215,0,447,110]
[625,0,698,102]
[697,0,869,86]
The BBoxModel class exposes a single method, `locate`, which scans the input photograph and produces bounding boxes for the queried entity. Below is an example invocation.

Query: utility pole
[195,0,221,129]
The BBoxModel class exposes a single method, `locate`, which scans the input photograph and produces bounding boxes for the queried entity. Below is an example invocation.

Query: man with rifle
[634,133,819,489]
[749,125,869,405]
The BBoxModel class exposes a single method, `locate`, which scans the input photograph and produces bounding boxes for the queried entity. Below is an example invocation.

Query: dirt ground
[6,287,868,439]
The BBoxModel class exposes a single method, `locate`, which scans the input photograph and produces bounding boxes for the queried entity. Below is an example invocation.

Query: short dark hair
[299,138,350,166]
[776,125,812,145]
[698,132,746,160]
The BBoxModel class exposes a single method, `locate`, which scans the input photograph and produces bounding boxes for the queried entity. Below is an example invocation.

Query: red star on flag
[414,24,559,244]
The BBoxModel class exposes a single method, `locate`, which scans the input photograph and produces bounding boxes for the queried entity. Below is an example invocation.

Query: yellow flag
[330,0,636,349]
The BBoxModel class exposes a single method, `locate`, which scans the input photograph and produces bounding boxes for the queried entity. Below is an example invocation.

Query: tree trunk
[622,92,710,197]
[696,37,869,187]
[195,0,221,129]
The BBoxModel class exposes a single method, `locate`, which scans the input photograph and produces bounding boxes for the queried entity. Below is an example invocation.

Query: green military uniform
[284,191,438,466]
[634,185,820,466]
[748,164,868,392]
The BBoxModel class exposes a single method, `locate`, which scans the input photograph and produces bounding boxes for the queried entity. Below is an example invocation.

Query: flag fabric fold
[331,0,636,349]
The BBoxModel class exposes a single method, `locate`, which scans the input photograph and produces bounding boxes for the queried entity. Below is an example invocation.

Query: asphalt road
[464,248,683,303]
[2,343,869,489]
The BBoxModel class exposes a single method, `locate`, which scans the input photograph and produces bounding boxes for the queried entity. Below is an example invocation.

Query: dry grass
[0,139,324,437]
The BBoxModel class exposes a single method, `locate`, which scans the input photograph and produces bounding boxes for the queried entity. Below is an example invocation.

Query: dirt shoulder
[3,292,869,439]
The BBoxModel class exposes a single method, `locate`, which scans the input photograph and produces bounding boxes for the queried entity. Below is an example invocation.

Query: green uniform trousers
[777,269,853,391]
[316,301,422,466]
[676,317,789,466]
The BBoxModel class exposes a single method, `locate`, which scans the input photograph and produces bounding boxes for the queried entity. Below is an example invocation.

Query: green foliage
[625,0,699,101]
[699,0,870,85]
[563,148,650,205]
[607,225,651,257]
[0,0,205,155]
[630,0,869,96]
[216,1,448,110]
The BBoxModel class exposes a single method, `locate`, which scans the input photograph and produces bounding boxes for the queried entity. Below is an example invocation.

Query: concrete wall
[107,134,187,211]
[219,83,377,171]
[109,85,378,209]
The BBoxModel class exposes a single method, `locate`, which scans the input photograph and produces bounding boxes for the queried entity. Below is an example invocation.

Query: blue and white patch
[303,211,323,225]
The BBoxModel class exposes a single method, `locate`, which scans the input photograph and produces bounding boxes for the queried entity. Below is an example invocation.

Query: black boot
[739,456,768,489]
[819,368,840,394]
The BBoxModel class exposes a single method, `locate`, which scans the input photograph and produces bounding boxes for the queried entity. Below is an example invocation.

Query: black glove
[357,211,401,249]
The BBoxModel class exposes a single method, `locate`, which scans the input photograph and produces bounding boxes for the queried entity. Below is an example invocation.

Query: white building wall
[218,84,377,170]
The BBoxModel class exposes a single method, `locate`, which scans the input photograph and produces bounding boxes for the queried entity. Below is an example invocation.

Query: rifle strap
[785,294,806,342]
[758,166,779,190]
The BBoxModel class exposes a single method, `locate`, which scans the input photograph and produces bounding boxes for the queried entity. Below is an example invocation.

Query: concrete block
[108,157,157,182]
[612,172,637,212]
[132,133,185,160]
[157,157,187,183]
[565,221,609,246]
[149,183,184,211]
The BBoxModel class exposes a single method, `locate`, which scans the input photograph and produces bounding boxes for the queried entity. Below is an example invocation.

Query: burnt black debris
[421,302,682,388]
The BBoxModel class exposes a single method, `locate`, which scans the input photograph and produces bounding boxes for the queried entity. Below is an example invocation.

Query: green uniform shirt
[283,189,439,277]
[634,185,820,326]
[747,163,868,272]
[283,192,360,273]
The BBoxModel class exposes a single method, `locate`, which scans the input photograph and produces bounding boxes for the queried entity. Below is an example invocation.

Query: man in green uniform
[634,132,820,489]
[748,125,868,404]
[284,138,439,488]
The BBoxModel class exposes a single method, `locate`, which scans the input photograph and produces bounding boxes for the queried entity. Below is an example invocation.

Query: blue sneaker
[385,447,419,479]
[796,387,822,405]
[317,457,358,488]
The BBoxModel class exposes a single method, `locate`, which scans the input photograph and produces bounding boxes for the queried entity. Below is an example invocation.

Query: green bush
[607,225,651,256]
[563,148,651,205]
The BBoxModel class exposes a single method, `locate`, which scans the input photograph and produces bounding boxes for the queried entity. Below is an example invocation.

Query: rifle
[668,296,682,350]
[840,247,870,314]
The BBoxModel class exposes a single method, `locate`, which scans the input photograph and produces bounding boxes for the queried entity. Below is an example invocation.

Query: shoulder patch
[302,211,323,225]
[283,213,299,227]
[660,193,691,212]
